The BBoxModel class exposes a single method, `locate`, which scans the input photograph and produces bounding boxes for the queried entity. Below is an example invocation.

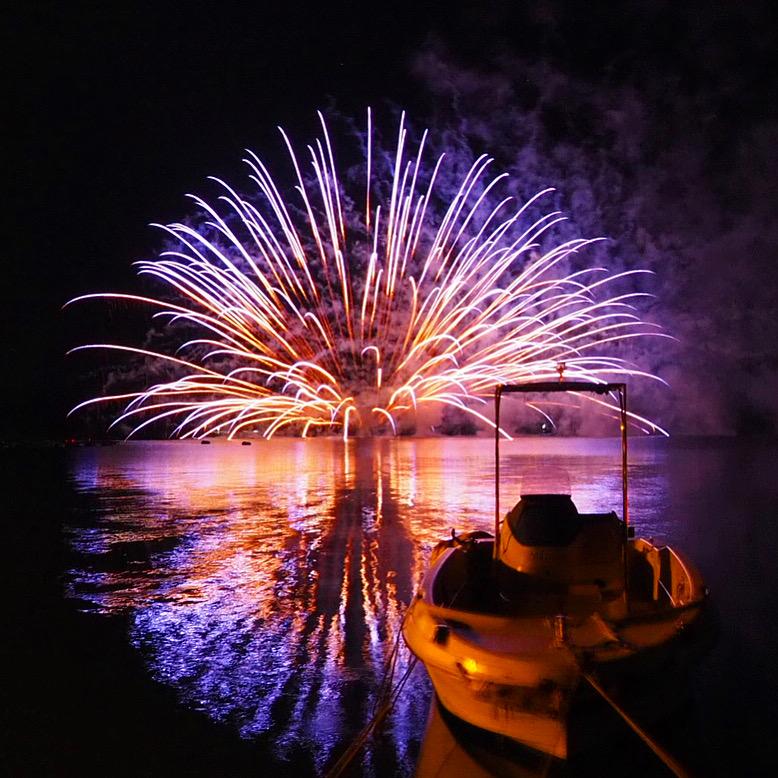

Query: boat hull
[403,537,712,759]
[427,664,570,758]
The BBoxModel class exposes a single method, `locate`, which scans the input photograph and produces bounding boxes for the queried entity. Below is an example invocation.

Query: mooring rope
[371,612,406,716]
[325,656,418,778]
[582,671,692,778]
[324,608,418,778]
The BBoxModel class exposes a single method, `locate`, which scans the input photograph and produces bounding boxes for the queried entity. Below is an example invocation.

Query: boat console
[499,494,625,594]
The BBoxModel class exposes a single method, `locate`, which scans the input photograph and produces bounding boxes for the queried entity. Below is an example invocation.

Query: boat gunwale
[416,540,708,631]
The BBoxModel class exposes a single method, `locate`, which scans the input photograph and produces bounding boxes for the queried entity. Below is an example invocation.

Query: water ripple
[65,436,668,774]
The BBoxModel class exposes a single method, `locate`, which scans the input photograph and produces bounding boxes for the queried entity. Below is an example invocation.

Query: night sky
[7,1,778,440]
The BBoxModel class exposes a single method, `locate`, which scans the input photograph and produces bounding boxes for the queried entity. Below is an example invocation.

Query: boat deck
[431,540,671,620]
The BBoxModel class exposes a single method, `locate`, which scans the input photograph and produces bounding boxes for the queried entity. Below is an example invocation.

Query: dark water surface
[5,437,778,776]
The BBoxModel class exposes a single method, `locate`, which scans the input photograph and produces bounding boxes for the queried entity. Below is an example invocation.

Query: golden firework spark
[67,111,667,439]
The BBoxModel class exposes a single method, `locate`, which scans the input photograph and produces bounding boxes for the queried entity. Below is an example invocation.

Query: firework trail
[67,110,667,439]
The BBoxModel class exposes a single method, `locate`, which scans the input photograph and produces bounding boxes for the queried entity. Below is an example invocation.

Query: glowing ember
[67,111,667,439]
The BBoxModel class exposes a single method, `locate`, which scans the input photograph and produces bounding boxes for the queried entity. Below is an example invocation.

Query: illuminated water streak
[65,438,672,772]
[67,111,668,438]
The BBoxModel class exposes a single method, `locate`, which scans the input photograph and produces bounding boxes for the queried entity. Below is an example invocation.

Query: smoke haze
[409,35,778,434]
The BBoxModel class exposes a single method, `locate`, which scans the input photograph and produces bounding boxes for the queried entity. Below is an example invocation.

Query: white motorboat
[403,381,712,760]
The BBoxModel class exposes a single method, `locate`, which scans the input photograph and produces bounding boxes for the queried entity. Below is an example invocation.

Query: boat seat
[501,494,626,590]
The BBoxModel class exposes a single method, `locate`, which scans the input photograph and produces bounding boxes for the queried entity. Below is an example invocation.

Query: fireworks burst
[67,111,667,439]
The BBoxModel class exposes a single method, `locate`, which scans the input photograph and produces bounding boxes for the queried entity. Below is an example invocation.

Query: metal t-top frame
[494,381,629,560]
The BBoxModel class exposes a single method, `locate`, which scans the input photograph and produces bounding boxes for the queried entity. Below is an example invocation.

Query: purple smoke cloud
[409,44,778,434]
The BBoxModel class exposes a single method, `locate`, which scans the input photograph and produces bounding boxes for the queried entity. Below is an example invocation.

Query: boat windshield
[519,465,571,496]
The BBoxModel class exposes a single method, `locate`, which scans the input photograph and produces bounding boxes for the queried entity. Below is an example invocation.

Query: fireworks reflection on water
[65,437,672,775]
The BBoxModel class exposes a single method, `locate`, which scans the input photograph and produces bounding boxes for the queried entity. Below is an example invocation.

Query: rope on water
[371,612,406,715]
[582,671,692,778]
[324,611,418,778]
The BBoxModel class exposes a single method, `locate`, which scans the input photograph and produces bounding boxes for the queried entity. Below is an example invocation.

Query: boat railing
[658,545,700,607]
[657,577,677,607]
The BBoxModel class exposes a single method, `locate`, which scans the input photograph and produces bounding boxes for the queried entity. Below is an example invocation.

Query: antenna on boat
[619,384,630,528]
[494,385,502,560]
